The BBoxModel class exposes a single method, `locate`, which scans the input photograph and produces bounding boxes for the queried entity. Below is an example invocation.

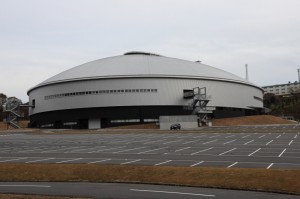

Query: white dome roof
[29,52,259,92]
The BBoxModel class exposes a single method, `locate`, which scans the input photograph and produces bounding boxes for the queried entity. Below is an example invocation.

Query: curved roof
[28,52,261,93]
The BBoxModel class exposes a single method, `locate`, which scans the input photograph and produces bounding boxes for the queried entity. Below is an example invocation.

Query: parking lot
[0,124,300,169]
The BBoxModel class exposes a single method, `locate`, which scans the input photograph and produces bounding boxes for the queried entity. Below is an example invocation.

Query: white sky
[1,0,300,102]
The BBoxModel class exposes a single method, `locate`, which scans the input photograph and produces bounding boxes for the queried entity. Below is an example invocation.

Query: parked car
[170,123,181,130]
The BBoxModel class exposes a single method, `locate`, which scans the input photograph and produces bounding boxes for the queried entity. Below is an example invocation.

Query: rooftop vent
[124,51,161,56]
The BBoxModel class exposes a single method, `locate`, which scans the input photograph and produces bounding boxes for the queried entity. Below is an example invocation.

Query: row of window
[39,119,158,127]
[45,88,158,100]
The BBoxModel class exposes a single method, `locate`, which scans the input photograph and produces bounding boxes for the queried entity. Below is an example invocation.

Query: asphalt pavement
[0,125,299,169]
[0,182,299,199]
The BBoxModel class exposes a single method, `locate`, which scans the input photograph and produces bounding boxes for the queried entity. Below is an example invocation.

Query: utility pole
[298,68,300,83]
[245,64,249,81]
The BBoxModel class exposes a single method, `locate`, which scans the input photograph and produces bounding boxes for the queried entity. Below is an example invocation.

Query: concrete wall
[159,115,198,130]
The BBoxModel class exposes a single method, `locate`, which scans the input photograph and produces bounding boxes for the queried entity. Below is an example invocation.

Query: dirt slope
[212,115,296,126]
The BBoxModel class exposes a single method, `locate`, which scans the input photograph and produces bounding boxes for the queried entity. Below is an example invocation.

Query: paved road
[0,125,299,169]
[0,182,299,199]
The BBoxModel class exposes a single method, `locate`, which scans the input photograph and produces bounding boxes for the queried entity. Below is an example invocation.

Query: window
[32,99,35,108]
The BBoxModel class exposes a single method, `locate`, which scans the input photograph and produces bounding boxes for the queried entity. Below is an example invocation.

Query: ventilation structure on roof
[124,51,161,56]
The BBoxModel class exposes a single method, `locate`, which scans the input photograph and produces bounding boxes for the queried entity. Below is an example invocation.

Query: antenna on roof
[245,64,249,81]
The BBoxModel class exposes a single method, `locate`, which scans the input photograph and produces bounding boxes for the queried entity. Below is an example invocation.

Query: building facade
[262,82,300,95]
[27,52,264,129]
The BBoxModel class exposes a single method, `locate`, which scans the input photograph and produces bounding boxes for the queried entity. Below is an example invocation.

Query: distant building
[262,82,300,95]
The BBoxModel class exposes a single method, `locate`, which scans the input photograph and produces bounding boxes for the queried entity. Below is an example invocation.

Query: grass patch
[0,164,299,195]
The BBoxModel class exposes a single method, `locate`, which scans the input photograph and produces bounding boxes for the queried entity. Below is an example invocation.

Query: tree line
[0,93,29,121]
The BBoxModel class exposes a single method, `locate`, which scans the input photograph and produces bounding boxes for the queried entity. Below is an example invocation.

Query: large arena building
[28,52,264,129]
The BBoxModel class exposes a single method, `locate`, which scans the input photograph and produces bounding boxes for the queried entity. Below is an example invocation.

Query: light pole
[298,69,300,83]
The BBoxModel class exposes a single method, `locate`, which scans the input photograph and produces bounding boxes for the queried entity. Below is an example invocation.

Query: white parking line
[276,135,281,139]
[219,148,237,156]
[88,159,111,164]
[0,157,27,162]
[56,158,82,164]
[41,146,83,153]
[259,135,266,138]
[182,140,200,145]
[154,160,172,166]
[294,135,298,139]
[244,140,254,145]
[144,139,167,144]
[225,135,235,138]
[227,162,238,168]
[190,161,204,167]
[278,148,286,157]
[175,147,191,152]
[267,163,274,169]
[113,146,146,153]
[202,139,218,144]
[121,159,142,165]
[223,139,236,145]
[0,185,51,188]
[191,147,213,155]
[242,135,250,138]
[26,158,54,163]
[130,189,215,197]
[138,147,167,154]
[248,148,261,156]
[266,140,273,145]
[163,140,182,145]
[288,140,294,146]
[88,146,125,153]
[209,135,220,138]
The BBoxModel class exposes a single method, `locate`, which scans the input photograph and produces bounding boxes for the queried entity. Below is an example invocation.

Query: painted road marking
[248,148,261,156]
[225,135,235,138]
[113,146,146,153]
[0,185,51,188]
[242,135,250,138]
[41,146,83,153]
[182,140,200,145]
[294,135,298,139]
[219,148,237,156]
[88,159,111,164]
[209,135,220,138]
[88,146,125,153]
[191,147,213,155]
[259,135,266,138]
[278,149,287,157]
[154,160,172,166]
[163,140,182,145]
[202,139,218,144]
[0,157,27,162]
[175,147,191,152]
[243,140,254,145]
[276,135,281,139]
[190,161,204,167]
[266,140,273,145]
[227,162,238,168]
[56,158,82,164]
[130,189,215,197]
[26,158,54,163]
[121,159,142,165]
[223,139,236,145]
[138,147,167,154]
[288,140,294,146]
[267,163,274,169]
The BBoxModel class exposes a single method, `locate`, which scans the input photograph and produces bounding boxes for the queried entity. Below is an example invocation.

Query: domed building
[27,52,264,129]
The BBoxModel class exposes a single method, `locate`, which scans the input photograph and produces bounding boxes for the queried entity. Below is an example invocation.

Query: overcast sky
[1,0,300,102]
